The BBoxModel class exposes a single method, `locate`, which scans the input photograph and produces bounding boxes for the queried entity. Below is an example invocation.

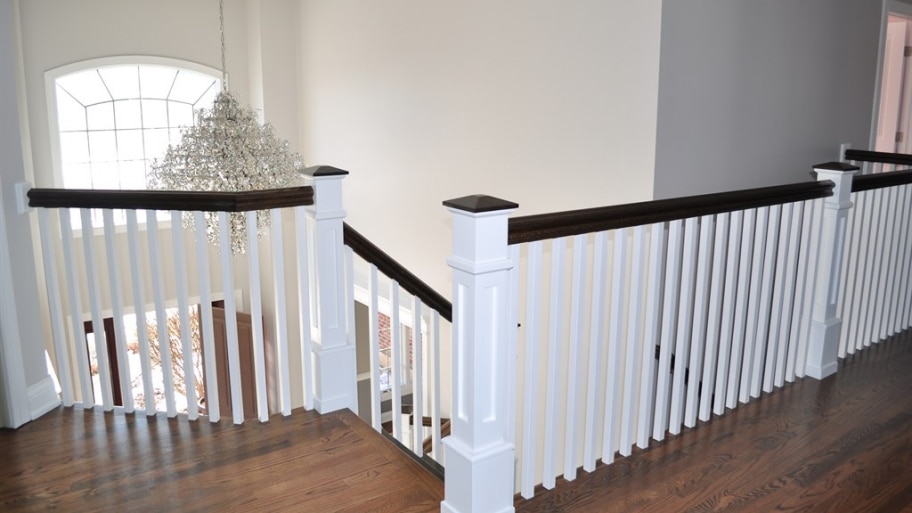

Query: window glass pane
[114,99,142,130]
[91,161,120,189]
[63,163,92,189]
[143,128,170,160]
[98,66,140,99]
[86,102,115,131]
[139,66,177,99]
[59,132,90,163]
[116,129,144,161]
[56,87,86,131]
[141,99,168,129]
[168,102,193,128]
[195,84,219,111]
[119,161,147,189]
[88,130,117,162]
[170,70,218,104]
[56,69,110,105]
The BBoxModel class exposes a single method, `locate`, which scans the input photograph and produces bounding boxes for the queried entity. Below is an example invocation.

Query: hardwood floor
[0,406,443,512]
[516,329,912,513]
[3,332,911,513]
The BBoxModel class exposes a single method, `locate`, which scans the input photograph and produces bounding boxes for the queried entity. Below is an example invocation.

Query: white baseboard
[27,375,60,420]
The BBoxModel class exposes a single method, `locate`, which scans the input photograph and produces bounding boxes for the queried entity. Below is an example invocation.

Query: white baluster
[685,215,714,427]
[765,203,792,391]
[638,223,665,446]
[740,207,768,405]
[564,234,587,479]
[170,211,195,419]
[391,280,403,442]
[412,297,424,455]
[368,264,382,431]
[713,210,743,415]
[82,208,113,410]
[37,209,73,406]
[775,202,804,388]
[654,220,681,440]
[899,185,912,329]
[272,209,292,416]
[850,191,875,353]
[726,208,756,409]
[699,212,729,422]
[861,189,883,348]
[750,205,780,399]
[430,310,442,462]
[669,217,698,434]
[217,211,244,424]
[194,211,219,422]
[520,240,543,498]
[148,210,176,416]
[542,236,565,489]
[620,226,646,453]
[126,211,155,415]
[604,228,628,459]
[582,233,606,470]
[839,193,863,357]
[294,206,314,410]
[59,209,93,405]
[246,210,268,422]
[103,209,132,413]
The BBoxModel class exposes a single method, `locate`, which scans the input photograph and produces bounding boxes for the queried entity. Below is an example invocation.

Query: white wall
[17,0,254,188]
[1,0,57,427]
[298,0,663,296]
[653,0,883,199]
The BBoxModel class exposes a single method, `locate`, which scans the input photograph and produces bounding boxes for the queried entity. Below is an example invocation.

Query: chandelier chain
[219,0,228,88]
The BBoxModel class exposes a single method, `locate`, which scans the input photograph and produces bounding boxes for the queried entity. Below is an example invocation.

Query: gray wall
[653,0,884,199]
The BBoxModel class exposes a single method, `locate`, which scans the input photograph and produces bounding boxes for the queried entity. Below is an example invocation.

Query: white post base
[441,437,515,513]
[312,343,357,413]
[806,318,841,379]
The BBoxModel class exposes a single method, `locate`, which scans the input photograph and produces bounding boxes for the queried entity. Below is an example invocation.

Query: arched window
[48,57,221,192]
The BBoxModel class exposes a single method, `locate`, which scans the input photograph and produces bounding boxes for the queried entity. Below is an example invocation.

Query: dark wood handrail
[27,186,314,212]
[509,180,834,244]
[844,149,912,166]
[852,168,912,193]
[343,223,452,322]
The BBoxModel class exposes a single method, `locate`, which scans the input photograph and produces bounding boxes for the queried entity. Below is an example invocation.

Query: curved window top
[49,58,221,191]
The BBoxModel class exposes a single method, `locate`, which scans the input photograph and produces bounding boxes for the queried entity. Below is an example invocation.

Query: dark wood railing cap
[299,165,350,178]
[813,161,860,172]
[443,195,518,213]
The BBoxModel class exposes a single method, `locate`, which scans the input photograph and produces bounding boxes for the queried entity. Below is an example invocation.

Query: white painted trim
[27,375,60,420]
[0,187,30,428]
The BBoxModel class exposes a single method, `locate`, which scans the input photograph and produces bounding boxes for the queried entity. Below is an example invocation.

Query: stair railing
[27,166,355,425]
[343,223,451,465]
[441,162,873,512]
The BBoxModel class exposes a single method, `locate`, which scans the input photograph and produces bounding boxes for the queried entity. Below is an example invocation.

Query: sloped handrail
[853,168,912,192]
[343,222,452,322]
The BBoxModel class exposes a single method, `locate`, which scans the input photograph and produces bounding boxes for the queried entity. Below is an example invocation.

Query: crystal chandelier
[148,0,303,254]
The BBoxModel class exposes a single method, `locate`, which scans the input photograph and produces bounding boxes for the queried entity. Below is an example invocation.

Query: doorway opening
[876,2,912,153]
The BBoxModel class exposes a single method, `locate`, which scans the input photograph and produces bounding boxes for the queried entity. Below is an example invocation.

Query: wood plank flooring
[3,331,911,513]
[0,406,443,512]
[516,329,912,513]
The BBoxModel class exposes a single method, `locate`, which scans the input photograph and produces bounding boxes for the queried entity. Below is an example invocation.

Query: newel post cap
[443,194,518,213]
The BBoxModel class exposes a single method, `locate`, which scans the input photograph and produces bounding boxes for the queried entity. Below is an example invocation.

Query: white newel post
[442,195,518,513]
[301,166,357,413]
[806,162,858,379]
